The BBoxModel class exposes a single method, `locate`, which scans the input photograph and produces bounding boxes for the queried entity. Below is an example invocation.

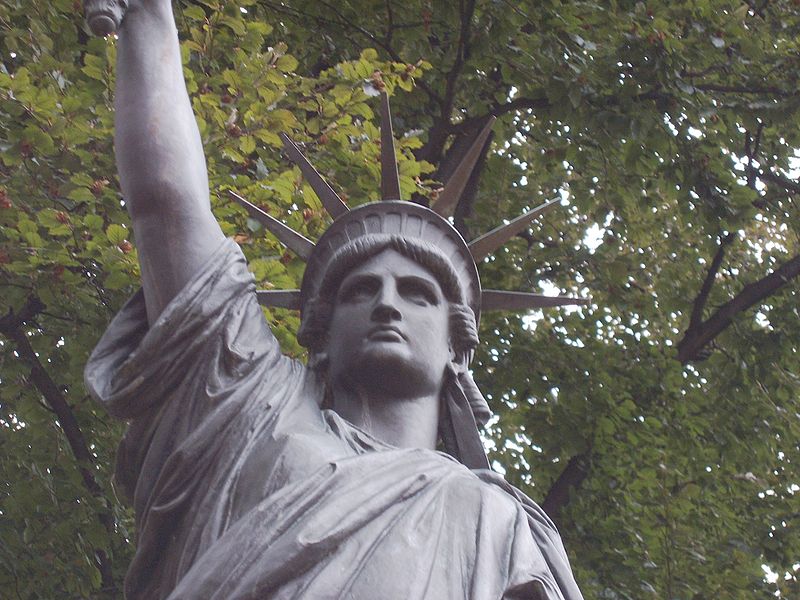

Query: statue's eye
[398,279,439,306]
[338,277,379,303]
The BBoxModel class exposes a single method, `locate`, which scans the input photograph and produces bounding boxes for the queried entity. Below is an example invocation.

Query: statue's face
[325,249,452,397]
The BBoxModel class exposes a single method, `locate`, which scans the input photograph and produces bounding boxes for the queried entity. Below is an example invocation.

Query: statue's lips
[366,326,406,342]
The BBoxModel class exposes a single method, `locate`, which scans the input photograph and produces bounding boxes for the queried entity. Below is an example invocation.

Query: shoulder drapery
[85,239,316,597]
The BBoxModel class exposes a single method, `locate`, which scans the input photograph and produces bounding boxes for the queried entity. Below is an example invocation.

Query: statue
[83,1,585,598]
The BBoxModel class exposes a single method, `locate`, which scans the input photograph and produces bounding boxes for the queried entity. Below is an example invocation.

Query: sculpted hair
[298,234,478,357]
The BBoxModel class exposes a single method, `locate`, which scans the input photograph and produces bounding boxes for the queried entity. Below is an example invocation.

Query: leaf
[104,269,130,290]
[105,224,127,244]
[275,55,299,73]
[81,54,106,81]
[68,188,95,203]
[221,16,246,36]
[183,6,206,21]
[239,135,256,154]
[84,214,104,231]
[359,48,379,62]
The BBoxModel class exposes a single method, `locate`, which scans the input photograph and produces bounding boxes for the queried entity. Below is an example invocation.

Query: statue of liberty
[83,1,585,598]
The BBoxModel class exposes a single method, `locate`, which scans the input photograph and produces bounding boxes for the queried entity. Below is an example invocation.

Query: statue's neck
[331,385,440,450]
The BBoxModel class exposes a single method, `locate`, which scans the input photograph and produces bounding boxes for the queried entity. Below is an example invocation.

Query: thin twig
[688,232,736,332]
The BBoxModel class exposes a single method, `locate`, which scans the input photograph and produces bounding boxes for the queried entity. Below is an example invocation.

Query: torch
[83,0,130,36]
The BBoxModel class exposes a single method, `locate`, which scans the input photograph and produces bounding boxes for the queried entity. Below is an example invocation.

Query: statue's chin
[333,347,444,399]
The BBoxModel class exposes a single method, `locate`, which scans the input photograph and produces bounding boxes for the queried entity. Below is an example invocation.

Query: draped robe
[85,239,583,600]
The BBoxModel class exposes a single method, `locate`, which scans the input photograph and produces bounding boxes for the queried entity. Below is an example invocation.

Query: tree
[1,0,798,597]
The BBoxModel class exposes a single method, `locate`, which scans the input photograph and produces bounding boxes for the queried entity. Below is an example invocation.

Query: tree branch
[416,0,477,165]
[688,233,736,332]
[694,82,797,97]
[261,0,442,104]
[383,0,394,49]
[541,452,590,523]
[446,82,665,137]
[677,253,800,363]
[0,295,45,331]
[744,125,764,191]
[441,0,476,116]
[747,165,800,195]
[0,297,115,591]
[448,96,552,134]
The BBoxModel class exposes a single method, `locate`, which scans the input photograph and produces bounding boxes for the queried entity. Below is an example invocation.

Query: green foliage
[1,0,798,597]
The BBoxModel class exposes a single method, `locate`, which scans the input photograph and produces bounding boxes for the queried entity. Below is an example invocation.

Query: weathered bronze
[84,1,585,598]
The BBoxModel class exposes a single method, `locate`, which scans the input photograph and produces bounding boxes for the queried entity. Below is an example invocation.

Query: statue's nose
[372,284,402,322]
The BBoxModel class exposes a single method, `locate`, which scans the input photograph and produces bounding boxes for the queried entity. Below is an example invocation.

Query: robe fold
[85,239,583,600]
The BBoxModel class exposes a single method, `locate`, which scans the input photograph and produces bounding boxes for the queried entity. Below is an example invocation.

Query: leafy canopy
[1,0,798,597]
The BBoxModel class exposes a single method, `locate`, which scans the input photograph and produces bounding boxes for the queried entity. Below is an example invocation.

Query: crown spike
[279,133,349,218]
[431,116,496,218]
[380,92,402,200]
[481,290,590,311]
[469,198,562,261]
[255,289,302,310]
[228,190,315,260]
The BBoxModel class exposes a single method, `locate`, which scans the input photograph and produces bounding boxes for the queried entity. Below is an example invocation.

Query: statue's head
[298,210,480,355]
[298,234,479,401]
[292,200,489,434]
[229,92,586,466]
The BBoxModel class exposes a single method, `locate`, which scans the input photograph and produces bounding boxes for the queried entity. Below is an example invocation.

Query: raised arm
[113,0,225,324]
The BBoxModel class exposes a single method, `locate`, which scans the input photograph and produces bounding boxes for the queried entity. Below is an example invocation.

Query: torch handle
[84,0,130,37]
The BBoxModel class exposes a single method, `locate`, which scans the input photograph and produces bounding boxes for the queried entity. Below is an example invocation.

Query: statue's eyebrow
[340,271,380,286]
[336,272,380,300]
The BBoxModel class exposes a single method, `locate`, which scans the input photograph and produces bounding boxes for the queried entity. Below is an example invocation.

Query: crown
[228,92,587,323]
